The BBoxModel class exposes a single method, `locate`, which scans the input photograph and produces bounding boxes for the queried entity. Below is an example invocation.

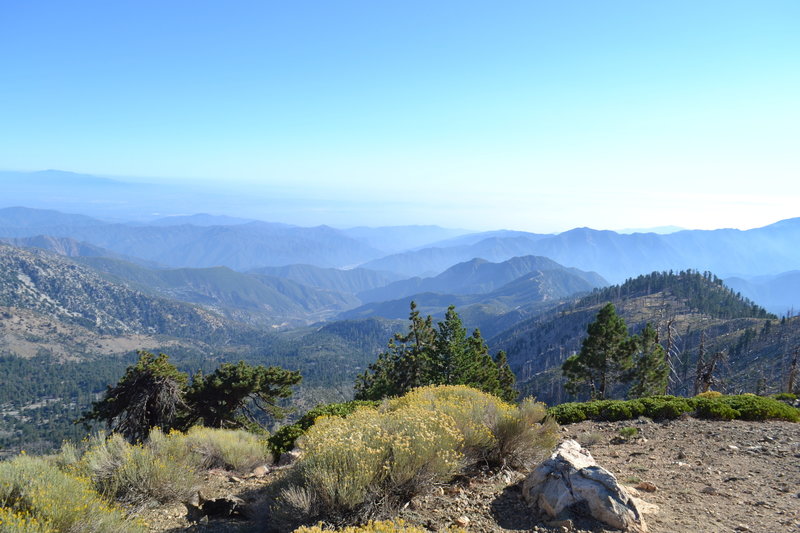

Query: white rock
[523,440,648,533]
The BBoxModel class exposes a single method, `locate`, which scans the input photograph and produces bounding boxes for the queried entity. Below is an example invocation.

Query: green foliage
[771,392,797,402]
[80,354,301,442]
[600,401,638,422]
[618,426,639,440]
[636,396,691,420]
[549,394,800,424]
[268,400,379,458]
[547,402,589,424]
[78,351,188,443]
[692,398,739,420]
[562,303,637,399]
[354,303,516,402]
[0,454,142,533]
[185,360,302,430]
[627,323,669,398]
[78,430,200,506]
[719,394,799,422]
[182,426,271,472]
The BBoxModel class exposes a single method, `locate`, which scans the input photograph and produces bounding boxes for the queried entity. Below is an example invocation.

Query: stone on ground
[523,439,648,533]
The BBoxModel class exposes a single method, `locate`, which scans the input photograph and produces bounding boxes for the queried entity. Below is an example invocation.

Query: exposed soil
[139,418,800,533]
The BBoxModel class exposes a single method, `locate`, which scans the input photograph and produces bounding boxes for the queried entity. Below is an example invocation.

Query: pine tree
[628,323,669,398]
[354,301,436,400]
[562,303,637,399]
[185,361,302,430]
[79,351,188,443]
[493,350,517,402]
[354,302,516,401]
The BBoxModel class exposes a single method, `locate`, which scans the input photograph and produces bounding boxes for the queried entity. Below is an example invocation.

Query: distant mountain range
[724,271,800,316]
[357,255,605,303]
[362,222,800,284]
[1,205,799,315]
[340,256,606,338]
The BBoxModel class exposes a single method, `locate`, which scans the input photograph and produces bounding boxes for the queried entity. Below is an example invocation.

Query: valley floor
[139,418,800,533]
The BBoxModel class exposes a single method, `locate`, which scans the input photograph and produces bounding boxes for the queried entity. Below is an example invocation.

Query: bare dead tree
[788,347,799,394]
[693,331,707,395]
[696,349,726,394]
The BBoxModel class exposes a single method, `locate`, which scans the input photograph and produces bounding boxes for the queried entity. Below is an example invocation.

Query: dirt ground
[139,417,800,533]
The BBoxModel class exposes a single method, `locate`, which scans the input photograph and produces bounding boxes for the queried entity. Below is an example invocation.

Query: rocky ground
[139,417,800,533]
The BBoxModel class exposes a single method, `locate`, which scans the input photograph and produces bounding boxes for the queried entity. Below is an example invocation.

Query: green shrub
[618,427,639,440]
[269,401,379,459]
[183,426,271,472]
[80,431,201,506]
[771,392,797,402]
[696,390,723,399]
[600,401,634,421]
[637,396,691,420]
[0,454,142,533]
[548,402,589,424]
[718,395,799,422]
[550,394,800,425]
[692,398,739,420]
[490,397,559,468]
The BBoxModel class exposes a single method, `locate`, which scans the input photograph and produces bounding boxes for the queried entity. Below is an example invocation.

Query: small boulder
[453,516,470,527]
[634,481,658,493]
[277,449,303,467]
[251,464,269,478]
[523,440,648,533]
[184,492,248,521]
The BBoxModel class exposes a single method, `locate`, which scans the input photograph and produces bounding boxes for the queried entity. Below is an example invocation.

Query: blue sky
[1,1,798,232]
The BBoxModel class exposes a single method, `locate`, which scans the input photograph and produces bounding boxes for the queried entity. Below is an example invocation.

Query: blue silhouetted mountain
[358,255,605,303]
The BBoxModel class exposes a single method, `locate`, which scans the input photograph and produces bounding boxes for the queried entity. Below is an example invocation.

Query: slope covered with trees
[492,271,790,404]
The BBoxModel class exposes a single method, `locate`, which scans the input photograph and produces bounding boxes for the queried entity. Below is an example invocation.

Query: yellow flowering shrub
[281,405,463,519]
[279,386,559,527]
[384,385,558,468]
[293,519,466,533]
[696,390,723,398]
[0,506,50,533]
[385,385,500,456]
[0,455,142,533]
[492,397,559,468]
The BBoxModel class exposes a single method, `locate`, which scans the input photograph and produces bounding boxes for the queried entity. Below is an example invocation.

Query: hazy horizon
[2,2,798,232]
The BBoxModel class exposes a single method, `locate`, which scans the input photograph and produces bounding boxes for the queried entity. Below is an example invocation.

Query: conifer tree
[354,302,516,401]
[185,361,302,430]
[79,351,188,443]
[562,303,636,399]
[493,350,517,402]
[628,323,669,398]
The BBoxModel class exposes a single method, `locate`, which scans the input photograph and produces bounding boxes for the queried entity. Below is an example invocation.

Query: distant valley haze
[0,169,794,236]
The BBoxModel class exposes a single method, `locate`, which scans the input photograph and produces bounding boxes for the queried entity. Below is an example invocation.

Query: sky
[1,1,799,232]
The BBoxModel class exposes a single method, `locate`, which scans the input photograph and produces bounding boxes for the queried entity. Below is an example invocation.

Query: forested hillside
[492,271,794,404]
